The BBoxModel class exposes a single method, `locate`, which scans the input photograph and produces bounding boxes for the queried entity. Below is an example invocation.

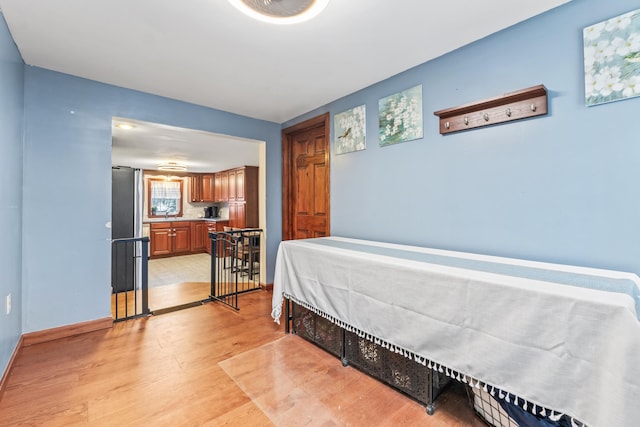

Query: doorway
[282,113,331,240]
[111,117,267,317]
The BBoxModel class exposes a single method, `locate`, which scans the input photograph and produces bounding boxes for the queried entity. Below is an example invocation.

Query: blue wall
[285,0,640,275]
[0,12,24,375]
[4,0,640,365]
[22,68,281,333]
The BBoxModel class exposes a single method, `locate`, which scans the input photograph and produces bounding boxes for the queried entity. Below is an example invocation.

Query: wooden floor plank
[0,290,483,426]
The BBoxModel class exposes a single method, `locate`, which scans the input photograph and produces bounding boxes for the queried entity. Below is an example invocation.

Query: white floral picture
[334,105,366,154]
[378,85,423,146]
[584,8,640,106]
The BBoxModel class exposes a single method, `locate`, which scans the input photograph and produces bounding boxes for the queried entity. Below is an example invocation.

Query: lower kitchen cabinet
[191,221,206,252]
[172,223,191,254]
[150,221,192,257]
[204,220,229,257]
[204,222,216,255]
[150,223,172,257]
[149,220,235,258]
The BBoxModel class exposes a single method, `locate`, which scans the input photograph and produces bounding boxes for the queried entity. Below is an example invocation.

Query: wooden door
[282,114,330,240]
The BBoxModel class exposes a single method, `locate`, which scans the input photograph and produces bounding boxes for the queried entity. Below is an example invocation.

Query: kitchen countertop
[144,217,228,223]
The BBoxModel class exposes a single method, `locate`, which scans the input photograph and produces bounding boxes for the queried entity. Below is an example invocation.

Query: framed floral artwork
[334,105,366,154]
[584,8,640,106]
[378,85,423,146]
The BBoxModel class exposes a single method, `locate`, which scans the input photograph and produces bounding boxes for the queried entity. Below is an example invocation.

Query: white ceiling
[111,118,260,173]
[0,0,571,172]
[1,0,571,123]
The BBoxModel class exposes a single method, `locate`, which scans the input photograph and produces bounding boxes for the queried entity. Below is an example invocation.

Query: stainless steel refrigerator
[111,166,143,293]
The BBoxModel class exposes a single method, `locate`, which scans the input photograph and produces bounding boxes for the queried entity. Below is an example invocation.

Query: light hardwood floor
[112,281,212,318]
[111,281,258,318]
[1,291,484,426]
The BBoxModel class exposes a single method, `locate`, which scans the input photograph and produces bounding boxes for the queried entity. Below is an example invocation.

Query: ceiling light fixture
[158,162,187,172]
[228,0,330,25]
[115,123,136,130]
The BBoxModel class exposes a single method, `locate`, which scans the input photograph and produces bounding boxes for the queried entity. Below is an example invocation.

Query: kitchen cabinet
[228,169,237,201]
[150,222,172,257]
[228,166,258,228]
[215,171,228,202]
[235,167,246,201]
[212,166,255,204]
[230,203,253,228]
[204,220,228,256]
[204,222,215,254]
[228,166,256,201]
[201,174,215,202]
[228,203,239,228]
[150,221,192,257]
[189,175,202,203]
[191,221,206,252]
[229,202,258,228]
[189,174,215,203]
[173,223,191,254]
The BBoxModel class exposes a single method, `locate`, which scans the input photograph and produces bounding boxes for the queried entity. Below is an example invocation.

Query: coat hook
[530,104,537,112]
[444,122,450,129]
[506,108,512,117]
[464,116,469,125]
[483,113,490,122]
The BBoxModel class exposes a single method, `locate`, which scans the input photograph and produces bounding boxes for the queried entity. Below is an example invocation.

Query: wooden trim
[433,84,548,134]
[261,282,274,291]
[281,113,330,241]
[0,335,23,399]
[22,317,113,347]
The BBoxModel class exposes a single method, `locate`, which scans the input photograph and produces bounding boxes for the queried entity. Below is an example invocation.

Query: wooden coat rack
[433,84,548,135]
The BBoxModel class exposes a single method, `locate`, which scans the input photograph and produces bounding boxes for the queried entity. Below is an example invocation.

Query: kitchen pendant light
[158,162,187,172]
[228,0,330,25]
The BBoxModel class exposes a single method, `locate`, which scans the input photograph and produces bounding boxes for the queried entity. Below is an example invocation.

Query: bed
[271,236,640,427]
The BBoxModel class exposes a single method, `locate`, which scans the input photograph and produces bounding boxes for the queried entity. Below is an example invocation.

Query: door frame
[281,113,331,241]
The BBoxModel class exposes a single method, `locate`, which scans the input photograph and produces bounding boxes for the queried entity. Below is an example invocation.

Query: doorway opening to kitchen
[110,117,267,318]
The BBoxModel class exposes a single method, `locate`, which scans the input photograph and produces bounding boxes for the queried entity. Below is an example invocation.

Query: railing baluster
[208,228,262,311]
[111,236,150,322]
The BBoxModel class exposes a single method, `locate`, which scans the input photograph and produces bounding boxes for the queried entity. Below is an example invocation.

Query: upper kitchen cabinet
[201,174,215,202]
[229,166,256,202]
[189,174,215,203]
[228,169,237,201]
[228,166,258,228]
[215,171,228,202]
[189,175,201,203]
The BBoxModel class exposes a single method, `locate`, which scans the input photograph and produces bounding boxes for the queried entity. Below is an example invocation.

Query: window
[148,178,183,217]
